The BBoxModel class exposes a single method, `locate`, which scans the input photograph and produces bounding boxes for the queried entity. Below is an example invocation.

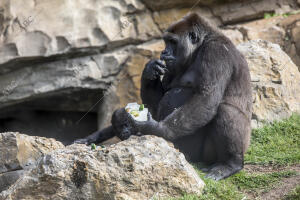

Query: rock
[140,0,265,11]
[226,13,300,68]
[135,12,161,40]
[237,40,300,127]
[153,7,221,31]
[0,132,64,192]
[141,0,204,11]
[142,0,300,24]
[0,135,205,200]
[0,51,128,111]
[0,132,64,173]
[221,29,244,45]
[0,0,149,65]
[211,0,297,25]
[282,15,300,69]
[0,170,24,192]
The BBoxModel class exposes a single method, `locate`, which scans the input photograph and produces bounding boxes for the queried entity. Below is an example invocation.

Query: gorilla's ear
[188,31,199,44]
[111,110,117,125]
[111,108,122,125]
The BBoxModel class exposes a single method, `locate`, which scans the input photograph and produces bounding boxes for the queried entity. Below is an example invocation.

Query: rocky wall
[0,0,299,142]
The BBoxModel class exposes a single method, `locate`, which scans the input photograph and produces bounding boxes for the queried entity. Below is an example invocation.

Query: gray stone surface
[238,40,300,127]
[0,135,205,200]
[0,170,24,192]
[0,132,64,192]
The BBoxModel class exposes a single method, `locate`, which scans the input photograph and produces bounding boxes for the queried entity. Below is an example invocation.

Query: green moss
[263,10,300,19]
[264,12,290,19]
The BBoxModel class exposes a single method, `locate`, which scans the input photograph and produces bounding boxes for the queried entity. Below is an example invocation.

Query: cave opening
[0,109,97,145]
[0,89,104,145]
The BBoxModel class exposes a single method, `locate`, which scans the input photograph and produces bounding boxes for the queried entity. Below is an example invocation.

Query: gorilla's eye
[188,32,199,44]
[169,38,177,45]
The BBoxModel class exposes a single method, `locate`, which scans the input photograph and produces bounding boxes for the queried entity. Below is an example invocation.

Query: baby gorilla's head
[111,108,138,140]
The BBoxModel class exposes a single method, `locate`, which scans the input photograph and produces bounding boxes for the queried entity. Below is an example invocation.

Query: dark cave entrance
[0,89,103,145]
[0,110,97,145]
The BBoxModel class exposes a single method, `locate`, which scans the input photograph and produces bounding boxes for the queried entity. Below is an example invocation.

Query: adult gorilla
[75,13,252,180]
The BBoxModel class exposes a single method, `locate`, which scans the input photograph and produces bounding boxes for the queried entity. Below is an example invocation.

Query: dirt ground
[244,164,300,200]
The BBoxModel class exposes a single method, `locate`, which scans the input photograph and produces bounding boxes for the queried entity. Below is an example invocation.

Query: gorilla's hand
[73,138,92,145]
[115,108,139,128]
[143,59,167,80]
[117,108,159,136]
[145,111,156,124]
[73,126,115,145]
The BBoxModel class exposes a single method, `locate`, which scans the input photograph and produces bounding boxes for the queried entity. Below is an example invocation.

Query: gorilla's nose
[161,50,169,59]
[161,50,174,63]
[122,130,130,137]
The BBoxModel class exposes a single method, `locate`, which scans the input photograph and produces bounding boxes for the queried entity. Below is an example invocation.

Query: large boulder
[0,135,205,200]
[210,0,298,25]
[142,0,299,25]
[0,132,64,192]
[237,40,300,127]
[0,0,151,65]
[225,13,300,69]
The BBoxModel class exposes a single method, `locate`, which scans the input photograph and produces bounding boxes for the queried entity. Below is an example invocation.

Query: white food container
[125,102,148,121]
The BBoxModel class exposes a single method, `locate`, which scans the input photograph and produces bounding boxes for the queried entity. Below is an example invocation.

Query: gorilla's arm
[141,60,165,118]
[74,126,115,145]
[136,42,233,140]
[141,78,164,117]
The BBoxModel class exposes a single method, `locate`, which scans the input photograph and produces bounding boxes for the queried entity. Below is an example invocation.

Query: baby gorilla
[112,108,140,140]
[74,108,138,144]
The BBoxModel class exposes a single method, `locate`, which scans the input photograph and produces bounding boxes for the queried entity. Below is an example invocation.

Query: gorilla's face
[160,14,211,75]
[111,108,138,140]
[161,25,203,73]
[160,33,178,69]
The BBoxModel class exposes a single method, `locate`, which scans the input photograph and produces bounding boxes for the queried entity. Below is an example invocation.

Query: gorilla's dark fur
[74,13,252,180]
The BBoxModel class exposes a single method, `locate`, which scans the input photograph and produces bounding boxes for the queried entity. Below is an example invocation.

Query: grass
[245,114,300,165]
[283,186,300,200]
[170,170,297,200]
[172,114,300,200]
[229,170,297,193]
[168,173,245,200]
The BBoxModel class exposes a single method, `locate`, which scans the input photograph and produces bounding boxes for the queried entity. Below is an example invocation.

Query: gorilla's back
[223,44,252,122]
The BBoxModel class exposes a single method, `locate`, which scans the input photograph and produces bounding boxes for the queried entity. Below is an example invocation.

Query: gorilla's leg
[173,130,206,162]
[205,104,250,180]
[73,126,115,145]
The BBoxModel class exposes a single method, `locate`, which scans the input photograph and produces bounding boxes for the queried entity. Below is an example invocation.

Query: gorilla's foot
[198,164,213,172]
[204,163,242,181]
